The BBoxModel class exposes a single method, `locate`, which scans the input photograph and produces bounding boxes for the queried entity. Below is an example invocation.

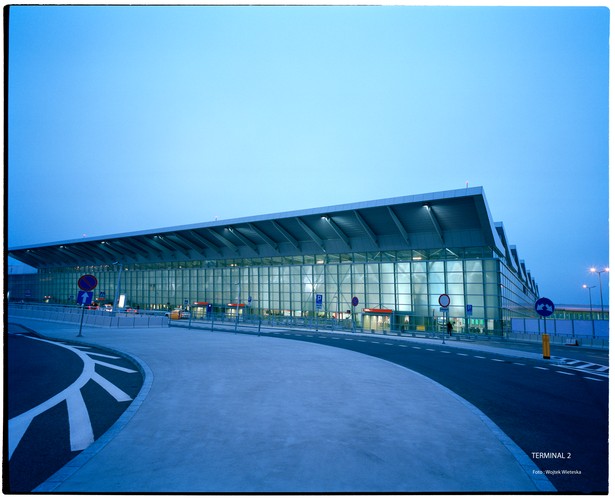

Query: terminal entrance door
[362,309,392,334]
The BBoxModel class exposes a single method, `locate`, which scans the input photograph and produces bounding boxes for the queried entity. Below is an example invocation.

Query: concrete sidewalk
[9,317,554,493]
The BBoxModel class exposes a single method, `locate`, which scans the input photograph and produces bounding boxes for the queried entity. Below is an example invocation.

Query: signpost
[351,296,359,333]
[77,275,97,337]
[78,274,98,292]
[535,297,555,359]
[439,294,450,343]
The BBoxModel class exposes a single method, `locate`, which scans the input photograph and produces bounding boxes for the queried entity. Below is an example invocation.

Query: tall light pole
[590,267,609,320]
[582,284,596,338]
[112,261,123,313]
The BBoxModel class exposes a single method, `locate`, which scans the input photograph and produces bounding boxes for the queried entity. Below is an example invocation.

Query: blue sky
[7,5,610,306]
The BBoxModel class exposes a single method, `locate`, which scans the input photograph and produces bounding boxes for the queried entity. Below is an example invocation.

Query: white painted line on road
[93,360,137,373]
[86,352,120,359]
[555,371,575,376]
[412,346,422,350]
[474,355,486,359]
[357,339,367,342]
[584,377,604,382]
[398,344,408,347]
[92,372,133,402]
[456,353,468,356]
[574,363,595,370]
[384,343,394,346]
[513,362,526,366]
[426,348,436,352]
[66,390,95,451]
[534,366,549,370]
[491,358,505,362]
[440,351,451,354]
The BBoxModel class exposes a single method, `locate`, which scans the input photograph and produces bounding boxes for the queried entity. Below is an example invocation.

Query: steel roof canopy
[9,187,515,271]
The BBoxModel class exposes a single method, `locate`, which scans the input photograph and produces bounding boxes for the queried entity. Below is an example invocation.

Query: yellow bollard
[542,334,551,360]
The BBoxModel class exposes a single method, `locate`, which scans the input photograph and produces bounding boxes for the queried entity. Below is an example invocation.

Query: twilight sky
[6,4,610,306]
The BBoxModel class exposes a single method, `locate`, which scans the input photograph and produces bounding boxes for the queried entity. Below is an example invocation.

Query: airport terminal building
[8,187,539,335]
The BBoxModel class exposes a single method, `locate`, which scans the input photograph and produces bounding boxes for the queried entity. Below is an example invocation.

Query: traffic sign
[315,294,323,310]
[77,291,93,306]
[352,296,359,307]
[78,274,98,292]
[535,297,555,317]
[466,304,473,316]
[438,294,450,308]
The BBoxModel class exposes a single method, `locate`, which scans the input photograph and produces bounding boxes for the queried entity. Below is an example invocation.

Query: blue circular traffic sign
[78,274,98,292]
[351,296,359,307]
[535,297,555,317]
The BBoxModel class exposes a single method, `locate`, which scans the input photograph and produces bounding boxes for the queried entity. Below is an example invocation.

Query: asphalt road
[250,329,609,493]
[6,325,144,493]
[6,321,608,493]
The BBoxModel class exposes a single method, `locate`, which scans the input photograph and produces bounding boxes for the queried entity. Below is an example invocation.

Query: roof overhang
[9,187,511,269]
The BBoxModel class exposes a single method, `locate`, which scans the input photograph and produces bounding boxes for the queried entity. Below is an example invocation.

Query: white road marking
[92,372,133,402]
[66,390,95,451]
[86,352,121,359]
[8,335,134,460]
[93,360,137,373]
[534,366,549,371]
[555,371,575,376]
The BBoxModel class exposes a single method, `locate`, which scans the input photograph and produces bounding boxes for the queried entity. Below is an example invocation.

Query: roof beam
[322,216,350,250]
[227,227,258,254]
[297,218,326,253]
[423,204,445,244]
[248,223,279,252]
[119,237,163,260]
[387,207,411,246]
[154,235,191,258]
[11,250,47,267]
[353,211,378,247]
[208,229,239,253]
[59,245,105,265]
[145,236,181,258]
[98,240,138,262]
[40,247,76,267]
[170,233,207,257]
[270,220,300,251]
[189,230,222,256]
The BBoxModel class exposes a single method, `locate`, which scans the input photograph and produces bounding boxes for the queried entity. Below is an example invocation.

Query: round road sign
[535,297,555,317]
[78,274,98,292]
[351,296,359,307]
[438,294,450,308]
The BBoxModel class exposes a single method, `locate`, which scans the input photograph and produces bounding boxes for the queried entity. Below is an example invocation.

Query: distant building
[552,304,609,322]
[8,187,540,335]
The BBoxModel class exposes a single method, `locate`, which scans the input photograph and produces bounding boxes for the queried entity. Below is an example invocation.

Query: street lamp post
[590,267,609,320]
[112,261,123,313]
[582,284,596,338]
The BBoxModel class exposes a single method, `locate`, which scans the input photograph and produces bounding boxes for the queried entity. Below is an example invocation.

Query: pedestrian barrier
[7,304,170,329]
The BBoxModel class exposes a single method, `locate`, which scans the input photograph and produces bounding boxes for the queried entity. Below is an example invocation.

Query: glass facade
[7,245,539,335]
